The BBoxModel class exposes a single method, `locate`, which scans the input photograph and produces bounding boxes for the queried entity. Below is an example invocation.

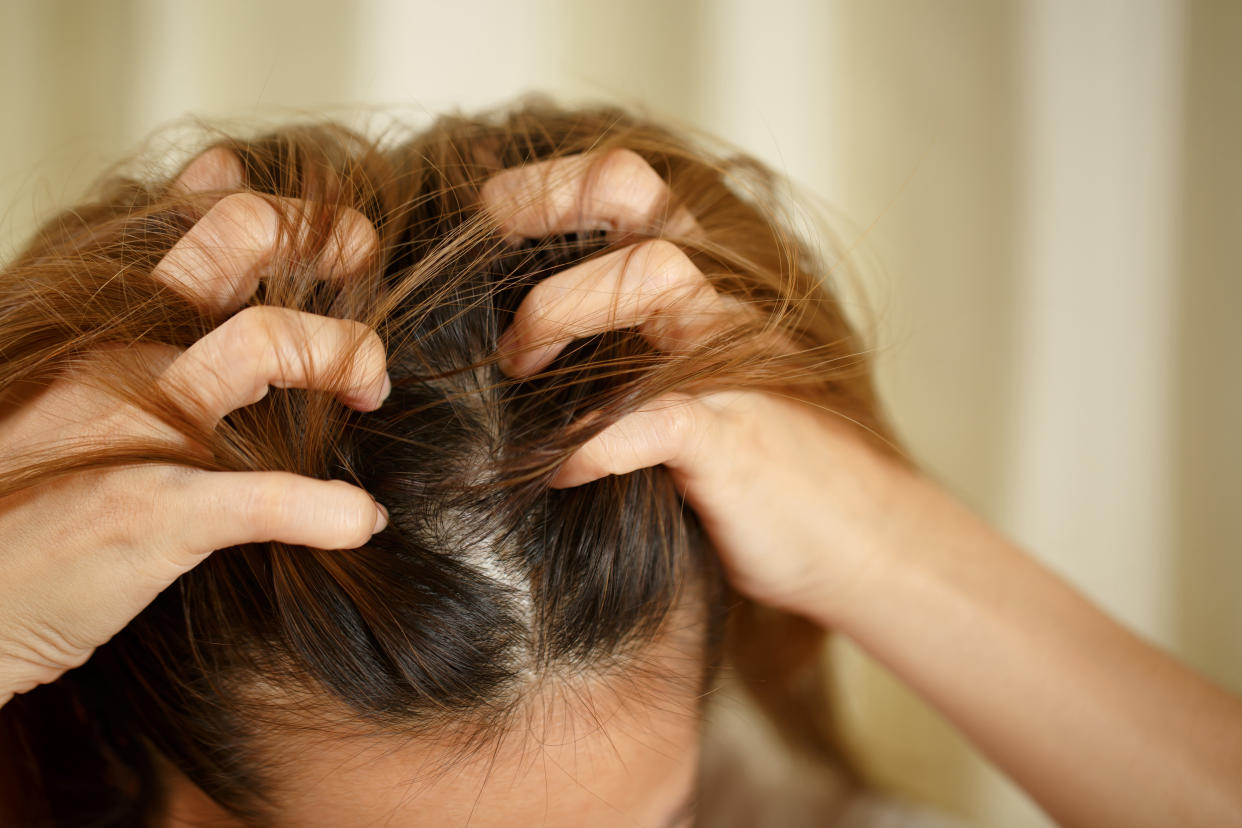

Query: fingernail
[380,373,393,402]
[372,502,389,534]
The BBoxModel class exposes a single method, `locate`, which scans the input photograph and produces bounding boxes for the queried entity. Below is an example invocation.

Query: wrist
[802,462,980,632]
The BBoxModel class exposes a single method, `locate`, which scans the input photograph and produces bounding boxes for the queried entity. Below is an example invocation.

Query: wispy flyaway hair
[0,101,893,826]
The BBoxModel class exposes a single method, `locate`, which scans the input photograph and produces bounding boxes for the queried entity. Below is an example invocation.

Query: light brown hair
[0,101,895,826]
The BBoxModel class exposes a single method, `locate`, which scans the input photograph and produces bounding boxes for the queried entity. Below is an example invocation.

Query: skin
[164,608,707,828]
[486,151,1242,828]
[0,149,390,706]
[2,144,1240,827]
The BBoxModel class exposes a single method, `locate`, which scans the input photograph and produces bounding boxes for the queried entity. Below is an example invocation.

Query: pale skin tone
[0,149,391,705]
[161,608,708,828]
[1,146,1240,827]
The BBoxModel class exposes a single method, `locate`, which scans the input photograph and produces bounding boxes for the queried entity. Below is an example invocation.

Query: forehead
[235,603,712,828]
[258,672,703,827]
[162,595,714,827]
[241,615,710,827]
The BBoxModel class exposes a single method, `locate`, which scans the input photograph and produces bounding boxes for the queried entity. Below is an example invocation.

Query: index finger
[480,149,701,241]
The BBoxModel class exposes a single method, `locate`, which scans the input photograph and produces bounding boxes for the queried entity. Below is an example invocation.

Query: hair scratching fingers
[0,101,892,825]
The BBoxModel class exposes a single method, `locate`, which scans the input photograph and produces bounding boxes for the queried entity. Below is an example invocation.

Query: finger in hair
[481,148,701,241]
[497,239,737,376]
[185,470,387,553]
[551,393,706,488]
[157,307,390,425]
[151,193,380,313]
[170,146,246,197]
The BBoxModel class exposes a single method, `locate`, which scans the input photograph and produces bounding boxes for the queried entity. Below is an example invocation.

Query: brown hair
[0,101,893,826]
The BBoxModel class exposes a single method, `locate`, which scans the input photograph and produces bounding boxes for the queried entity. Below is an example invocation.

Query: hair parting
[0,100,895,826]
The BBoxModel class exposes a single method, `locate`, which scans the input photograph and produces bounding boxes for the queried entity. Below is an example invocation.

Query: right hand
[0,148,391,705]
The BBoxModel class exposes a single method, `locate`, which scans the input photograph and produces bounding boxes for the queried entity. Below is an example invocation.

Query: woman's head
[0,101,885,826]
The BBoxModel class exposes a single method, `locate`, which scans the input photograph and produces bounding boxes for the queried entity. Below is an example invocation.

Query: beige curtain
[2,2,1237,825]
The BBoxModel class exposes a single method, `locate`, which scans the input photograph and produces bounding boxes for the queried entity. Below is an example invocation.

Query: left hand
[482,149,921,622]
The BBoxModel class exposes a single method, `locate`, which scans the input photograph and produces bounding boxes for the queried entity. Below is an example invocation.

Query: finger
[170,146,245,196]
[172,469,388,553]
[152,192,379,313]
[481,149,701,240]
[497,239,741,376]
[158,306,391,425]
[551,394,707,488]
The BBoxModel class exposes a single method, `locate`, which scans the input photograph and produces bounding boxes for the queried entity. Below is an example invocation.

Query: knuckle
[337,316,372,343]
[331,208,380,270]
[142,467,203,562]
[479,171,527,226]
[173,146,244,194]
[237,475,289,539]
[163,193,276,310]
[478,173,506,205]
[235,475,375,549]
[480,168,515,199]
[93,476,149,545]
[520,280,561,326]
[596,148,668,223]
[660,396,706,452]
[209,192,279,245]
[203,307,296,403]
[219,306,284,361]
[597,148,661,191]
[636,237,685,266]
[633,239,701,293]
[87,467,177,570]
[575,438,613,481]
[662,398,698,440]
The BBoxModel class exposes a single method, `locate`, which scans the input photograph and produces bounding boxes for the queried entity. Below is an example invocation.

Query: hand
[483,149,921,622]
[0,149,391,705]
[486,151,1242,828]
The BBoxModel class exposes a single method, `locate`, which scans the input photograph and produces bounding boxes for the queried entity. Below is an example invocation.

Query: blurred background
[1,1,1237,825]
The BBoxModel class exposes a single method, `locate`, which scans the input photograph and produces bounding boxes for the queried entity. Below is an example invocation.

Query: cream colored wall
[2,2,1237,826]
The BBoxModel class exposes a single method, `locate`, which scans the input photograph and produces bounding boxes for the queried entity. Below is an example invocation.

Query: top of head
[0,101,882,825]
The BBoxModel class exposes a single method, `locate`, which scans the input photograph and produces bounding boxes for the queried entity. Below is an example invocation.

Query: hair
[0,100,895,826]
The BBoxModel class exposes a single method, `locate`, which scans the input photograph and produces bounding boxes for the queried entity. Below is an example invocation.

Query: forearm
[816,475,1242,828]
